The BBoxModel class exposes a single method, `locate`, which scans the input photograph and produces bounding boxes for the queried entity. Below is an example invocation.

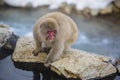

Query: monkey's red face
[46,30,56,41]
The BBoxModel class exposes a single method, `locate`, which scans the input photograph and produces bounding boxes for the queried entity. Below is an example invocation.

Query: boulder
[0,24,12,48]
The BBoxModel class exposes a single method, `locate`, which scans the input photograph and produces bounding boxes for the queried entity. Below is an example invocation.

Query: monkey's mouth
[46,30,56,41]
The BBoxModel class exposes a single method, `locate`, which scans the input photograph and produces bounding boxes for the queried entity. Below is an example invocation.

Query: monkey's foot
[32,50,39,56]
[39,48,46,52]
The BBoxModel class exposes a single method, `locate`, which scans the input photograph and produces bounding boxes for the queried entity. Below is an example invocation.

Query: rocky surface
[12,37,117,80]
[0,24,12,48]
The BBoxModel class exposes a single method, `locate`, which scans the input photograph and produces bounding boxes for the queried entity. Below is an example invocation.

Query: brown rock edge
[12,37,117,80]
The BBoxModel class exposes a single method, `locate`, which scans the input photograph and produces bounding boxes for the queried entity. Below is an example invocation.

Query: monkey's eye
[40,24,46,29]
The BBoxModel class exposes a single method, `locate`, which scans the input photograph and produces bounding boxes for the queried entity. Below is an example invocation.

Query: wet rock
[81,8,91,17]
[60,4,73,14]
[113,5,120,13]
[90,9,99,16]
[0,0,4,5]
[100,3,113,15]
[116,58,120,74]
[116,65,120,73]
[117,58,120,65]
[12,37,117,80]
[114,0,120,8]
[0,24,12,48]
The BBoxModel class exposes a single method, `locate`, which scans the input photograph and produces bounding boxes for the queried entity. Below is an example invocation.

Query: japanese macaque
[33,12,78,67]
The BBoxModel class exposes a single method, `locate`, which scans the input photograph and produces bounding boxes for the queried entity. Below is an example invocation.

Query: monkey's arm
[33,29,42,56]
[33,42,42,56]
[44,40,64,67]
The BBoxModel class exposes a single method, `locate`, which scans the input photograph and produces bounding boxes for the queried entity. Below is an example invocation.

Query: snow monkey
[33,12,78,67]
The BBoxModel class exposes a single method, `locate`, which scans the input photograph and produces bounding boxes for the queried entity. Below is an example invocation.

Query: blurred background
[0,0,120,80]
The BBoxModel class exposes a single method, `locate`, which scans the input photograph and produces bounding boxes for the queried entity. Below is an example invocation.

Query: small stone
[116,58,120,74]
[116,65,120,73]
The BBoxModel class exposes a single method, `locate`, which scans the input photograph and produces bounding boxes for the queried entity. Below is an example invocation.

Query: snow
[4,0,114,10]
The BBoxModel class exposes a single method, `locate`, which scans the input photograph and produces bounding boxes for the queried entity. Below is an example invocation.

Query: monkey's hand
[32,48,41,56]
[32,50,39,56]
[44,54,53,67]
[44,55,58,68]
[44,61,51,68]
[44,41,64,68]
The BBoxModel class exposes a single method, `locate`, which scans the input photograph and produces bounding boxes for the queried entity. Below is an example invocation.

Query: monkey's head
[40,19,58,42]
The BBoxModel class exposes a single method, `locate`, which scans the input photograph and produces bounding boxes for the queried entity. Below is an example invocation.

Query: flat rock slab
[12,37,116,80]
[51,50,116,80]
[12,37,47,63]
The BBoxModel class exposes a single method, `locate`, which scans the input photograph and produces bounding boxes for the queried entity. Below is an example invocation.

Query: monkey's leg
[33,43,42,56]
[65,42,71,50]
[44,41,64,67]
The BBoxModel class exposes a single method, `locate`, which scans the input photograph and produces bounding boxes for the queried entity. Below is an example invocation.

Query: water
[0,56,33,80]
[0,6,120,80]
